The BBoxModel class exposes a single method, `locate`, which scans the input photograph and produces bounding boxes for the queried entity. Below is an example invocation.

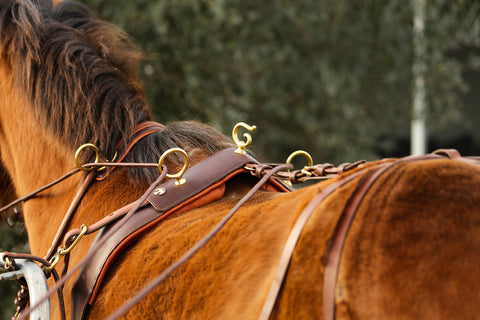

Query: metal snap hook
[46,224,87,272]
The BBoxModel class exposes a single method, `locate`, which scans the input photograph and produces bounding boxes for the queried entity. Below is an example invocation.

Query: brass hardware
[97,151,118,172]
[3,256,13,269]
[284,150,314,186]
[47,224,87,272]
[47,252,60,272]
[232,122,256,154]
[75,144,100,171]
[154,187,166,196]
[62,224,88,254]
[158,148,189,186]
[286,150,313,168]
[75,144,117,172]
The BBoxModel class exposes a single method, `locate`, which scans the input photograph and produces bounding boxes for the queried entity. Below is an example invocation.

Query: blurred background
[2,0,480,317]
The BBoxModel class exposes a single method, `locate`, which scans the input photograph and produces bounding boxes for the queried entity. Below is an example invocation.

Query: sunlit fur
[1,1,480,319]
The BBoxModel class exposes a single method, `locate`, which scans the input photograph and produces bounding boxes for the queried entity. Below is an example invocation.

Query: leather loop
[433,148,462,159]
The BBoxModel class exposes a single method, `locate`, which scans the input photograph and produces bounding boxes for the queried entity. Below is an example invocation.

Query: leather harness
[71,148,290,320]
[4,119,470,320]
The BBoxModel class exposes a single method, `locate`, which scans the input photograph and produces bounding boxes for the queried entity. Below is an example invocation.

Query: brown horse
[1,1,480,319]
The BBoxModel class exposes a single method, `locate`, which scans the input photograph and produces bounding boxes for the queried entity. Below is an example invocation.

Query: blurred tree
[80,0,480,163]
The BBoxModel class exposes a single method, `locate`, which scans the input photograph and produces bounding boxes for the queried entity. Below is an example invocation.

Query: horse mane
[0,0,233,184]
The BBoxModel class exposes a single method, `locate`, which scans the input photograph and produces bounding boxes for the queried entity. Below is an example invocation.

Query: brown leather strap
[97,121,165,181]
[322,152,460,320]
[115,121,165,164]
[245,160,366,184]
[71,148,289,320]
[323,163,393,320]
[63,201,142,245]
[260,151,463,320]
[258,168,368,320]
[432,148,461,159]
[0,168,82,215]
[45,122,164,261]
[44,173,96,261]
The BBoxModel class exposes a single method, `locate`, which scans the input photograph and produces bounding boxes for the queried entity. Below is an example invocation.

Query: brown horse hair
[0,0,233,184]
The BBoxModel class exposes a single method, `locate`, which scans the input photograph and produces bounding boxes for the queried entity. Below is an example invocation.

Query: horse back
[87,157,480,319]
[332,158,480,319]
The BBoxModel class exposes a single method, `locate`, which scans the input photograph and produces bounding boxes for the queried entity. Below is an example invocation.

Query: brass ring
[97,151,118,172]
[158,148,189,186]
[232,122,256,154]
[75,143,100,171]
[286,150,313,171]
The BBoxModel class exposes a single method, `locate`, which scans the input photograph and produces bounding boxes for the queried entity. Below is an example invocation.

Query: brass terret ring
[158,148,189,186]
[75,143,100,171]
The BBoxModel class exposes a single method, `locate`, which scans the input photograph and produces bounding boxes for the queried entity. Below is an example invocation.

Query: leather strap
[322,152,462,319]
[105,164,292,320]
[44,172,96,261]
[97,121,165,181]
[322,163,393,320]
[71,148,289,320]
[115,121,165,164]
[258,168,369,320]
[260,151,465,320]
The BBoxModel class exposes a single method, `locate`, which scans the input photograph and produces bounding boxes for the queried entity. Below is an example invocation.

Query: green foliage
[81,0,480,163]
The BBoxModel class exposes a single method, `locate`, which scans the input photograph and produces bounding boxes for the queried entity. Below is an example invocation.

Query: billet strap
[71,148,290,320]
[44,172,96,261]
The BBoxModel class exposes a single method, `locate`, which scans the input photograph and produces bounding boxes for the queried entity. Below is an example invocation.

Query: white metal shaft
[411,0,427,155]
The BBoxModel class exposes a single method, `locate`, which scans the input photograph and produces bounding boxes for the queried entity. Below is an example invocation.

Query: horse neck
[0,92,72,255]
[0,70,144,257]
[2,133,77,256]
